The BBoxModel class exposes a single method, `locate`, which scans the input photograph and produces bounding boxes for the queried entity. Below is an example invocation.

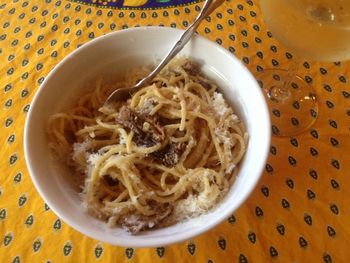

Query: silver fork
[103,0,224,106]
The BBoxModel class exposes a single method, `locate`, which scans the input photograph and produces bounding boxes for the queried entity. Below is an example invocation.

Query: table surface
[1,0,350,262]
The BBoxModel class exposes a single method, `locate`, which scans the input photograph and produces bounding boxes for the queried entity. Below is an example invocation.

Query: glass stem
[269,56,301,102]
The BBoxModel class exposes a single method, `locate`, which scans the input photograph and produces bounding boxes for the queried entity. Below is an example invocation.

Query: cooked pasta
[47,58,248,233]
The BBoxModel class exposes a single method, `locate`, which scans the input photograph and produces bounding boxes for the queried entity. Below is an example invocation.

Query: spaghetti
[47,58,248,233]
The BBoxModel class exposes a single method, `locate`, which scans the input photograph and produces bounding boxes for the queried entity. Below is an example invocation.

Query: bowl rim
[24,26,271,247]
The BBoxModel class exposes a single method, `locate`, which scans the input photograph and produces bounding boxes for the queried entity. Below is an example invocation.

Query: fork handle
[134,0,225,90]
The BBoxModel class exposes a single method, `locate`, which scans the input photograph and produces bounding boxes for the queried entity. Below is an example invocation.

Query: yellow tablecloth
[1,0,350,262]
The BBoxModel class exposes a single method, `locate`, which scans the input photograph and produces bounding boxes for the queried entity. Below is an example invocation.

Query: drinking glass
[258,0,350,136]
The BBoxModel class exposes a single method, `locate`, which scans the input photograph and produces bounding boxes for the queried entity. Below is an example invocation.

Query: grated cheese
[72,140,90,161]
[212,92,230,117]
[225,163,236,175]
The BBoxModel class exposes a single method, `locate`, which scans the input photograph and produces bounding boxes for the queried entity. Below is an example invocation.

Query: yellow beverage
[259,0,350,61]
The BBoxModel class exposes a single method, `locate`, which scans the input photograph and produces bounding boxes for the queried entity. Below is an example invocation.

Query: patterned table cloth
[1,0,350,262]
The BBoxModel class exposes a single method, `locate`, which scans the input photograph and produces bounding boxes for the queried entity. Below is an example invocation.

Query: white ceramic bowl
[24,27,270,247]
